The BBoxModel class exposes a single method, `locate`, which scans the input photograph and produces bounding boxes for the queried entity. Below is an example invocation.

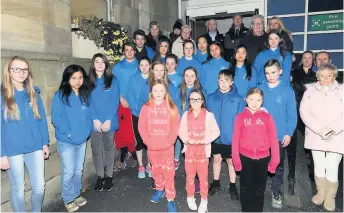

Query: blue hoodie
[206,87,245,145]
[175,86,207,116]
[258,81,297,141]
[90,76,120,132]
[168,72,183,88]
[253,48,292,84]
[146,46,155,60]
[137,81,177,112]
[176,56,202,75]
[234,65,258,98]
[194,50,208,64]
[52,91,92,145]
[112,58,138,99]
[200,57,230,95]
[1,87,49,157]
[127,72,148,116]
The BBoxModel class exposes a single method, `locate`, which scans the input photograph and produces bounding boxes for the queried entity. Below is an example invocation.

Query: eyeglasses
[10,67,29,74]
[189,98,203,103]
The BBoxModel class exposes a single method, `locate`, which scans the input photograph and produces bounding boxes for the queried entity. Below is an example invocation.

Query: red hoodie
[138,100,180,151]
[232,108,280,173]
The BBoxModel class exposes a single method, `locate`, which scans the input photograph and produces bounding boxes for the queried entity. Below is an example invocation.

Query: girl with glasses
[179,89,220,213]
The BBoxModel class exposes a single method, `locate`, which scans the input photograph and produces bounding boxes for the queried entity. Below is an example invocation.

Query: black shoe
[94,176,104,191]
[151,179,156,190]
[209,183,220,197]
[229,186,239,201]
[288,177,295,195]
[103,177,113,191]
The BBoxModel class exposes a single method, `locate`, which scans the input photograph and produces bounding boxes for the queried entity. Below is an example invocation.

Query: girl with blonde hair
[1,56,49,212]
[138,79,180,212]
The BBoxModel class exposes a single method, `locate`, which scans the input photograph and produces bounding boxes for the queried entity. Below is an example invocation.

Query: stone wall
[112,0,179,35]
[71,0,107,20]
[0,50,95,212]
[1,0,72,55]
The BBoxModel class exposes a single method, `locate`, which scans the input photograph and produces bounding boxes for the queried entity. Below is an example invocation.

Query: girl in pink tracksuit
[179,90,220,213]
[232,87,280,212]
[138,79,180,212]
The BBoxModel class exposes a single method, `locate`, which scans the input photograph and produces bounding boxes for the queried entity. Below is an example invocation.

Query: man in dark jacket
[240,15,268,64]
[204,19,224,45]
[224,15,249,61]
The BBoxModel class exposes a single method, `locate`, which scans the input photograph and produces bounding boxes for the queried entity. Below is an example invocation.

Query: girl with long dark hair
[200,41,230,95]
[253,30,292,84]
[152,37,171,63]
[194,35,210,63]
[52,64,92,212]
[89,53,120,192]
[229,44,258,98]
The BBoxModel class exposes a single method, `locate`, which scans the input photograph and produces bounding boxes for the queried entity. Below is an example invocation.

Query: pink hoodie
[232,108,280,173]
[179,109,220,158]
[138,100,180,151]
[300,81,344,154]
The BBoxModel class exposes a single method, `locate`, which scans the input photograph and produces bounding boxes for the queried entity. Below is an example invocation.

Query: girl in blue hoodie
[89,53,120,192]
[152,37,171,63]
[1,56,49,212]
[194,35,210,64]
[166,54,182,88]
[174,67,205,170]
[200,41,230,95]
[230,44,258,98]
[258,59,297,209]
[138,61,177,113]
[176,40,202,75]
[52,65,93,212]
[253,30,292,84]
[127,56,151,179]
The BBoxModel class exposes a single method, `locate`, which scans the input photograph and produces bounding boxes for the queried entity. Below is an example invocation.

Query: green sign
[310,13,344,31]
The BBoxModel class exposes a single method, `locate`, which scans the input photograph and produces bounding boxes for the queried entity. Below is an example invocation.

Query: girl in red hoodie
[232,87,280,212]
[138,79,180,212]
[179,90,220,213]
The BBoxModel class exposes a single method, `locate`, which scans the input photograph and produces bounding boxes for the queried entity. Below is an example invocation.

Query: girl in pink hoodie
[232,87,280,212]
[138,79,180,212]
[179,90,220,213]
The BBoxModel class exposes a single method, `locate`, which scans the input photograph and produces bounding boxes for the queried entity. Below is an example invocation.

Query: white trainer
[198,199,208,213]
[187,197,198,211]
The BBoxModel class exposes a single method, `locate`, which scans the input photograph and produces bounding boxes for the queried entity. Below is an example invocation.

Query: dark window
[308,0,343,12]
[292,35,304,51]
[268,0,305,16]
[280,16,305,32]
[307,33,344,50]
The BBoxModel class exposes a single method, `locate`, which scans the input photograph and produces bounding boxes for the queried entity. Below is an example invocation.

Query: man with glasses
[240,15,268,64]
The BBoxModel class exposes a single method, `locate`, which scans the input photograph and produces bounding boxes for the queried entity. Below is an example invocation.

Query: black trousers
[287,129,297,179]
[240,154,270,212]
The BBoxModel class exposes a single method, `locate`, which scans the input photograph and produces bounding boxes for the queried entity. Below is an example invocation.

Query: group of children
[1,29,297,213]
[107,29,296,212]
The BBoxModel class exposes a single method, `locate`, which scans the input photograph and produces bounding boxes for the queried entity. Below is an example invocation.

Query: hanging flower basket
[72,16,131,64]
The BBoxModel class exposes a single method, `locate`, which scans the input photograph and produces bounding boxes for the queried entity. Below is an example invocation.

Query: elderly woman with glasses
[300,63,343,212]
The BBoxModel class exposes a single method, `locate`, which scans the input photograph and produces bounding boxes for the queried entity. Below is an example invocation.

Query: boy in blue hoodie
[207,69,245,200]
[133,29,155,61]
[258,59,297,209]
[112,42,139,169]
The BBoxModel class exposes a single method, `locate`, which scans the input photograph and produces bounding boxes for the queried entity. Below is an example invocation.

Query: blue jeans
[271,143,286,194]
[7,150,45,212]
[57,141,86,204]
[174,138,182,161]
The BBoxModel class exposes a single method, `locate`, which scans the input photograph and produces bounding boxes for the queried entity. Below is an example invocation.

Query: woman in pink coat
[300,63,343,212]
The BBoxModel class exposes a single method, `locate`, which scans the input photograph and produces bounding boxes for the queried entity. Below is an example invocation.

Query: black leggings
[132,115,147,151]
